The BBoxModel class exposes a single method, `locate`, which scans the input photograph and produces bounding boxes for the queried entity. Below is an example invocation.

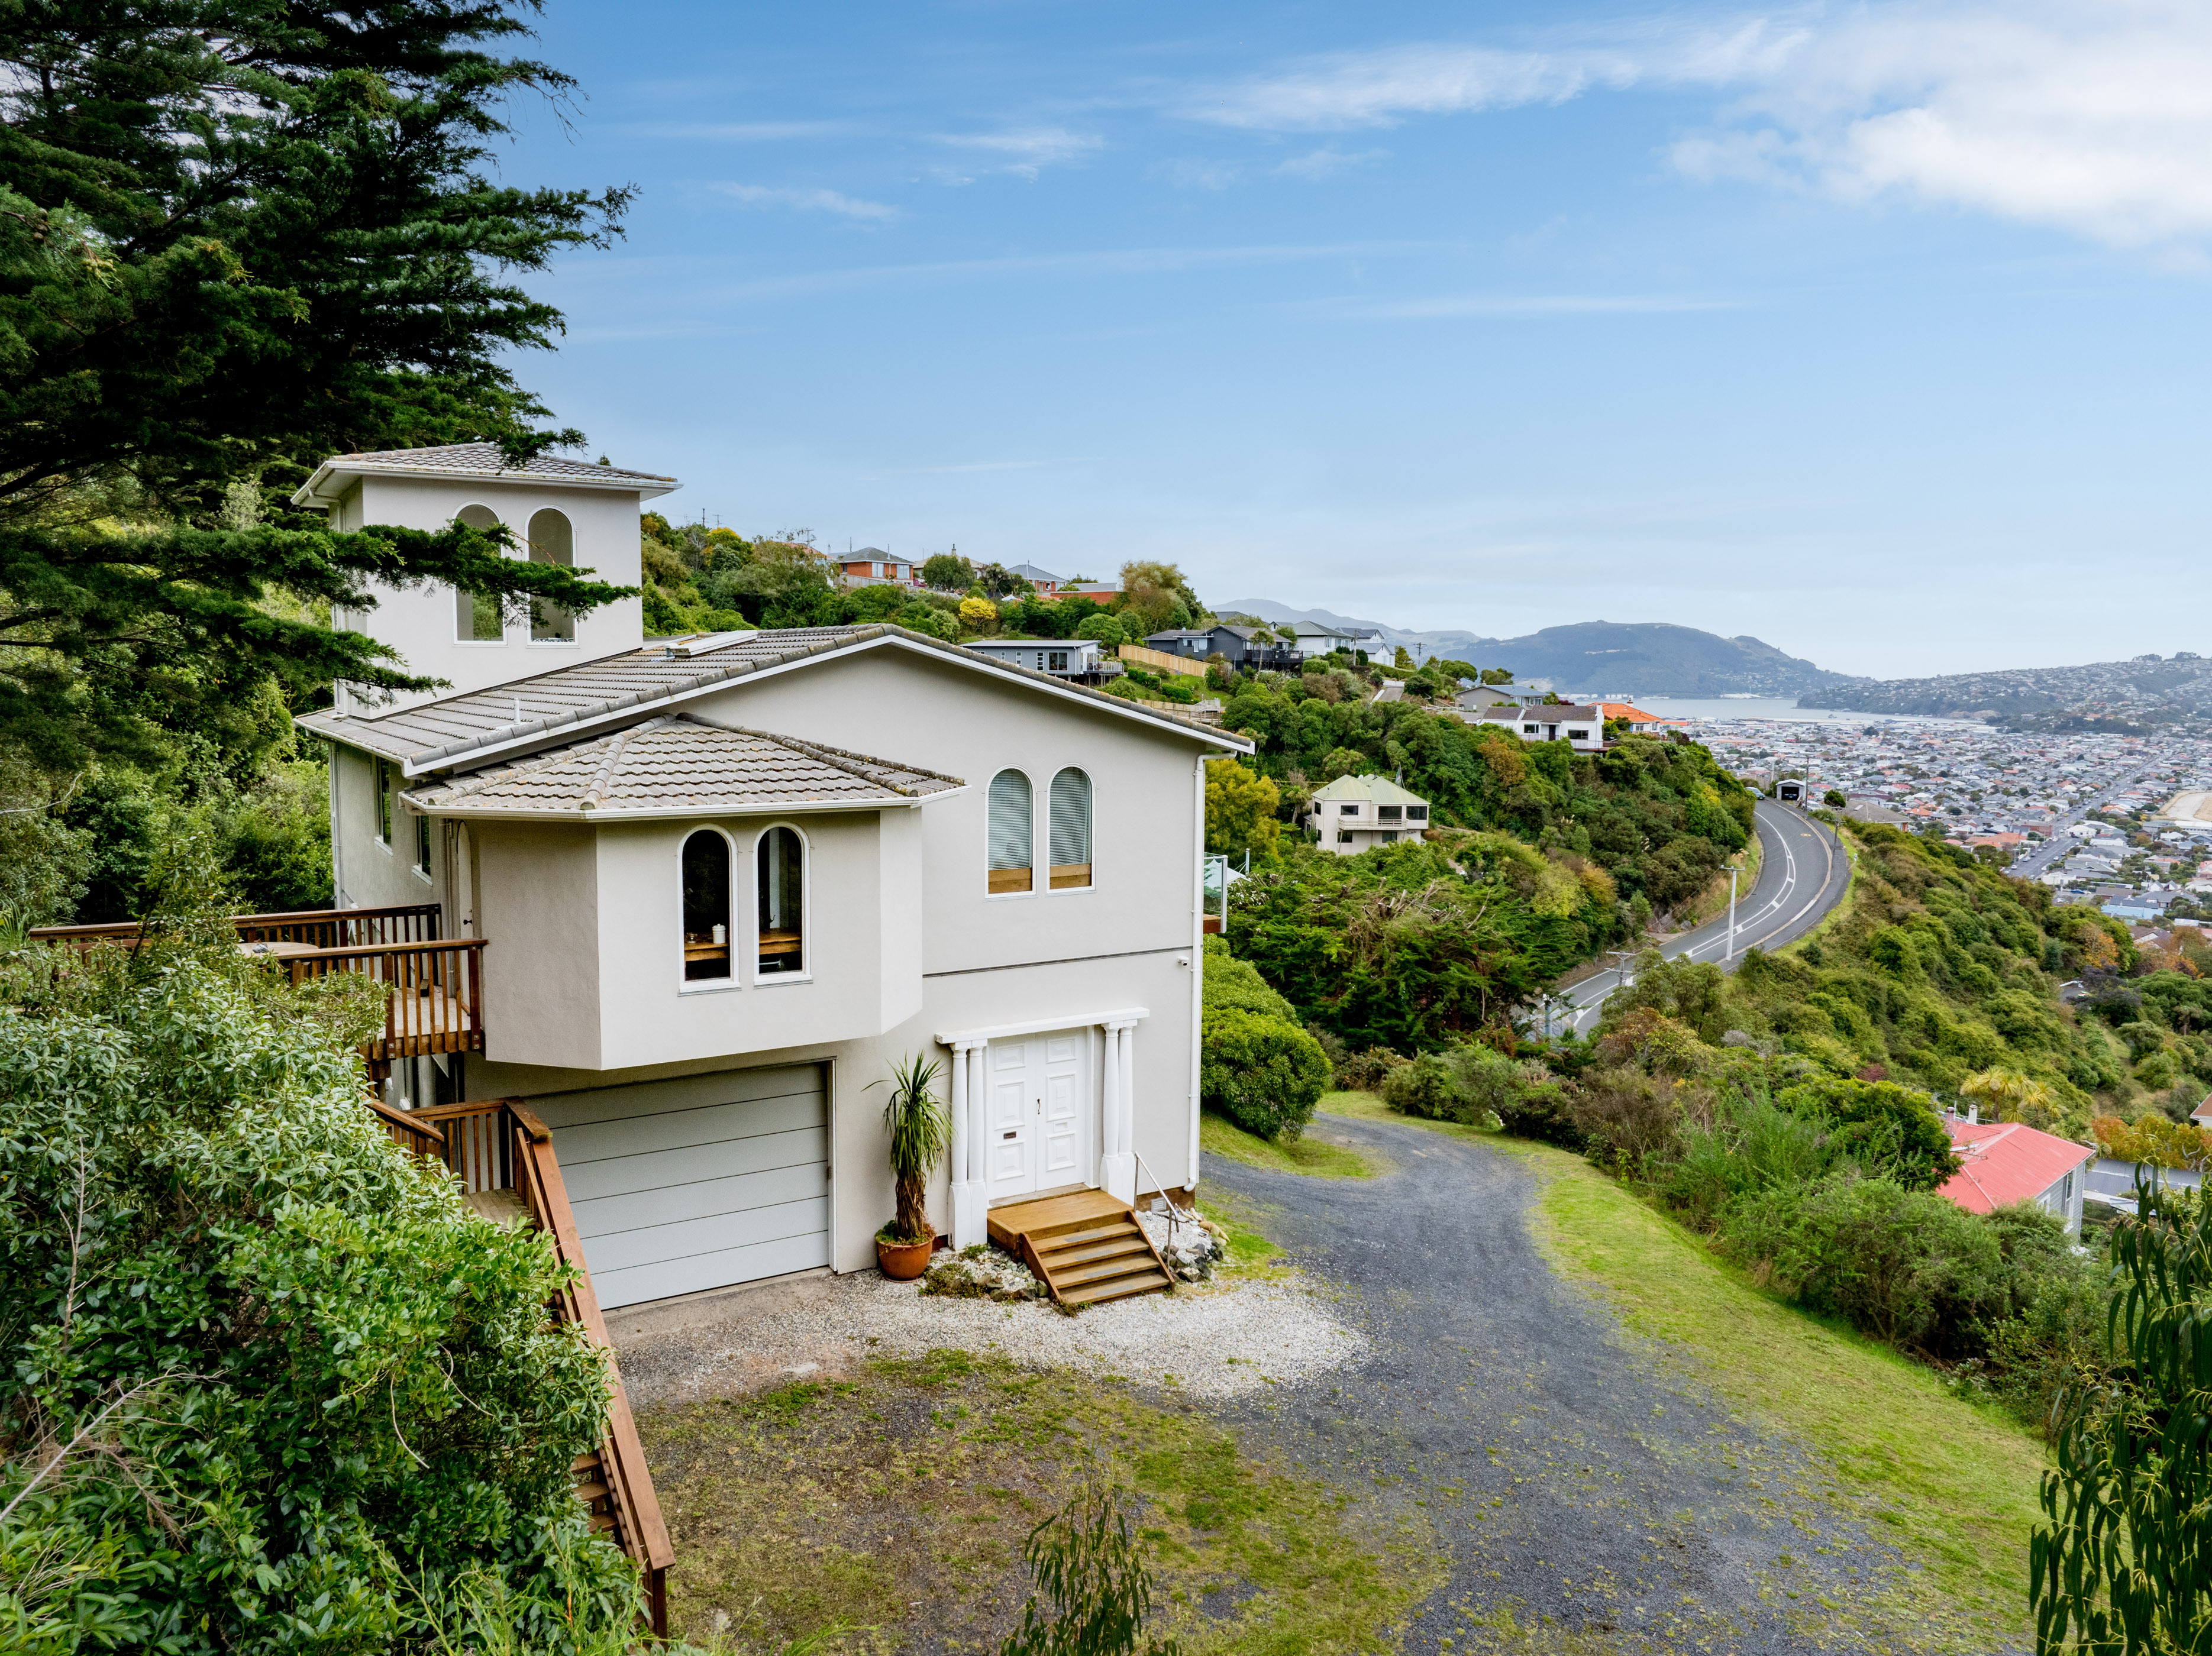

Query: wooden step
[1063,1269,1174,1306]
[1053,1253,1166,1289]
[1035,1235,1153,1270]
[1033,1220,1143,1250]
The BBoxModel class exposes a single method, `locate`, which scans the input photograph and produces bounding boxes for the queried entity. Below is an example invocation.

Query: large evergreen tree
[0,0,635,762]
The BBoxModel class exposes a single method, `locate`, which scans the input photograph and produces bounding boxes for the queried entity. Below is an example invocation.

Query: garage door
[527,1065,829,1309]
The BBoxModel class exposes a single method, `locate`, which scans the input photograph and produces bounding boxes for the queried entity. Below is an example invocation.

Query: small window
[1049,768,1092,890]
[1340,803,1359,816]
[1523,724,1539,735]
[414,811,432,876]
[988,770,1034,894]
[1336,831,1353,844]
[1568,728,1590,740]
[757,826,804,975]
[376,761,394,845]
[1048,651,1070,672]
[1378,805,1402,823]
[1380,830,1399,843]
[682,831,731,981]
[1406,806,1429,821]
[453,505,505,641]
[528,509,574,642]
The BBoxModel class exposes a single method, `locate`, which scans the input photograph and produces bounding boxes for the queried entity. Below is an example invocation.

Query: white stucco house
[295,445,1247,1310]
[1474,704,1607,753]
[1309,774,1431,852]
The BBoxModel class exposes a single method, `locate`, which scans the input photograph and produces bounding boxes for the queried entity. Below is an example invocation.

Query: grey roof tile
[325,442,675,484]
[401,716,962,817]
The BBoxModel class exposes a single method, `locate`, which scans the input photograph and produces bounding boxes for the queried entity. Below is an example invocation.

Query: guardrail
[30,903,441,951]
[284,938,486,1075]
[385,1097,674,1634]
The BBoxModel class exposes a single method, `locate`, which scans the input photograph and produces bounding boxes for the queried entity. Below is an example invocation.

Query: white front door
[985,1030,1092,1202]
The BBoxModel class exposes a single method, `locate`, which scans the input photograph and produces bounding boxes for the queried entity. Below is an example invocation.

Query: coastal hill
[1214,604,1861,698]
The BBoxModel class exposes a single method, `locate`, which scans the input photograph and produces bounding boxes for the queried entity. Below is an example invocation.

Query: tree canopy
[0,0,637,762]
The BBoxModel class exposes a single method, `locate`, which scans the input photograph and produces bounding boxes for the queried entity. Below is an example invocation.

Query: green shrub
[1570,1065,1680,1170]
[1775,1076,1955,1191]
[0,958,640,1651]
[1381,1052,1460,1119]
[1651,1085,1836,1231]
[1200,1005,1329,1140]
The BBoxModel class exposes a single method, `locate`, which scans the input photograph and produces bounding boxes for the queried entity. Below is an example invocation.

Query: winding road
[1557,801,1851,1035]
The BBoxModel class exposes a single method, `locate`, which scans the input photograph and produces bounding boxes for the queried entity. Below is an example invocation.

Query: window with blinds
[987,770,1034,894]
[757,826,805,975]
[1048,768,1092,890]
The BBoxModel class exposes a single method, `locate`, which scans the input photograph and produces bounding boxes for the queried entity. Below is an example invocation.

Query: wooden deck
[987,1189,1173,1307]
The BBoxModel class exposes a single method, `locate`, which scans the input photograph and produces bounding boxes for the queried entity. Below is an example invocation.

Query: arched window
[987,770,1033,894]
[1048,768,1092,890]
[681,831,731,981]
[757,826,805,975]
[528,509,574,641]
[453,504,505,641]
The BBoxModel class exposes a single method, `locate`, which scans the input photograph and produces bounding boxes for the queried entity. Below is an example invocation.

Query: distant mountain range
[1797,653,2212,724]
[1215,602,1864,698]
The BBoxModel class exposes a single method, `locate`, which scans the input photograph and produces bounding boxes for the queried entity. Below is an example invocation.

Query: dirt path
[1203,1112,1958,1653]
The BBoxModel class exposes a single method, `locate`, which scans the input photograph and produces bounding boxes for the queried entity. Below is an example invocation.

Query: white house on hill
[295,445,1245,1311]
[1310,774,1431,852]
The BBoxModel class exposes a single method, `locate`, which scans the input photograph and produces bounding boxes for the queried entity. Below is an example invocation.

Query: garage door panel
[553,1092,821,1167]
[579,1195,828,1276]
[560,1124,825,1207]
[591,1230,831,1311]
[528,1067,822,1131]
[571,1157,828,1238]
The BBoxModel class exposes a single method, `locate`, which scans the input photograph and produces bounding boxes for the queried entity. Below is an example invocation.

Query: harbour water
[1628,696,1988,730]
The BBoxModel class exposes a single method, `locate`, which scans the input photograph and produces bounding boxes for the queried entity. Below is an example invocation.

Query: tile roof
[290,443,679,505]
[401,716,961,819]
[1938,1117,2092,1215]
[300,624,1245,773]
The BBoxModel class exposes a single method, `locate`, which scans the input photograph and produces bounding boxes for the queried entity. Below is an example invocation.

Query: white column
[1100,1020,1136,1204]
[949,1040,987,1249]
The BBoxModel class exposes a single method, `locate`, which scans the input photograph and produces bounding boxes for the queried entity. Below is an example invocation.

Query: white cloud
[934,126,1105,181]
[711,184,902,222]
[1310,293,1740,319]
[1275,146,1393,180]
[1186,4,2212,245]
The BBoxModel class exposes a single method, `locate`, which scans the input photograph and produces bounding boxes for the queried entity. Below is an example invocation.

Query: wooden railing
[286,939,486,1076]
[385,1097,674,1634]
[30,903,441,951]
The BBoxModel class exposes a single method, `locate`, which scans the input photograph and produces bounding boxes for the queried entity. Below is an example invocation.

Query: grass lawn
[1200,1108,1378,1180]
[640,1350,1442,1655]
[1321,1091,2048,1652]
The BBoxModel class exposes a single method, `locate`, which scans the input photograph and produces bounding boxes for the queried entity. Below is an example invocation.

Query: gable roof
[1310,773,1428,807]
[1594,702,1664,723]
[1939,1116,2093,1215]
[290,443,680,506]
[300,624,1249,776]
[399,716,962,821]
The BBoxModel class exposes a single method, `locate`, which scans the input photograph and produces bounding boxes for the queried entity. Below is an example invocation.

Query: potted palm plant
[873,1053,948,1279]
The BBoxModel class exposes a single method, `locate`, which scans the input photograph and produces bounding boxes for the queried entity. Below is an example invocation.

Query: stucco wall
[476,822,602,1070]
[327,473,647,713]
[328,743,443,915]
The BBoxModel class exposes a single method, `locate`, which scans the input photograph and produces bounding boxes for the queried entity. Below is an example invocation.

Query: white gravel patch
[615,1268,1367,1408]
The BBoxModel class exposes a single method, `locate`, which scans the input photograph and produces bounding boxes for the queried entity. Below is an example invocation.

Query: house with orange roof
[1937,1110,2094,1233]
[1593,702,1666,731]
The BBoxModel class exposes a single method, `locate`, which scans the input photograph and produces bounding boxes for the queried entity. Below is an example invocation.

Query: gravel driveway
[1206,1112,1952,1654]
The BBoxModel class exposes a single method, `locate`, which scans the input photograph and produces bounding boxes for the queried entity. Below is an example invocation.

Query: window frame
[984,768,1038,900]
[751,821,812,985]
[412,810,434,882]
[527,507,577,645]
[374,761,395,849]
[1045,766,1094,895]
[453,504,509,645]
[676,826,740,993]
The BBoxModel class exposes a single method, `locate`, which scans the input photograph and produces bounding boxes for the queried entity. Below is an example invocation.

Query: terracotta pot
[877,1235,935,1279]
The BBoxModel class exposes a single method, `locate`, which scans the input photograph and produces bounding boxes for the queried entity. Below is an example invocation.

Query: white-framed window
[414,811,433,879]
[755,825,806,977]
[453,504,506,641]
[1048,768,1093,891]
[1407,806,1429,821]
[1568,728,1590,740]
[1048,651,1070,672]
[528,509,575,642]
[1339,803,1358,816]
[1523,724,1539,735]
[1378,806,1402,822]
[681,829,733,983]
[375,761,395,848]
[987,769,1034,895]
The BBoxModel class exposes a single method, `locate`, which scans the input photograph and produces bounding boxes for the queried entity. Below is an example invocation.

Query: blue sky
[500,1,2212,678]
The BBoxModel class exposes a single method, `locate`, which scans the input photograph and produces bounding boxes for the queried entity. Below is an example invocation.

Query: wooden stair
[987,1189,1173,1307]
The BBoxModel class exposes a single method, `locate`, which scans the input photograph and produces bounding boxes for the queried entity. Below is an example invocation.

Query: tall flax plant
[2032,1177,2212,1654]
[874,1054,948,1245]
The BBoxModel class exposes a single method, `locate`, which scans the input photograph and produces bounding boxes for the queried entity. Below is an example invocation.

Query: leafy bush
[1335,1045,1406,1092]
[1570,1066,1681,1170]
[0,955,640,1651]
[1200,1005,1329,1140]
[1774,1077,1956,1191]
[1380,1052,1459,1119]
[1379,1042,1573,1142]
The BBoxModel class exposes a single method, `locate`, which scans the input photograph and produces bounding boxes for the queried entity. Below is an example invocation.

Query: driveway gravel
[1205,1111,1973,1654]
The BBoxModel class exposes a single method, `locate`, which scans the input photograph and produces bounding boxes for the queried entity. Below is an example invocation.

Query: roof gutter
[290,459,681,507]
[398,788,967,823]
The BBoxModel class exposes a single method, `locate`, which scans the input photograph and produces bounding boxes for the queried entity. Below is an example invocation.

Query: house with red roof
[1938,1111,2094,1233]
[1592,701,1667,730]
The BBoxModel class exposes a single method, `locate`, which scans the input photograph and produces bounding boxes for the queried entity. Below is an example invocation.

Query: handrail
[1132,1151,1189,1249]
[277,937,487,964]
[364,1092,445,1153]
[30,903,440,947]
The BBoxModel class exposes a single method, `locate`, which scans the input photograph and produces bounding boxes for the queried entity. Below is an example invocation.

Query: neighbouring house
[837,548,921,589]
[1591,701,1665,731]
[293,446,1247,1312]
[290,444,679,713]
[1937,1110,2094,1233]
[1471,704,1607,753]
[1141,625,1302,672]
[1144,629,1217,659]
[2103,892,2174,921]
[1309,774,1431,853]
[962,638,1106,681]
[1286,621,1376,656]
[1009,562,1120,600]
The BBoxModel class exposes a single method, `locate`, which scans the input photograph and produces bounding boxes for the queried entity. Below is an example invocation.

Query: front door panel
[987,1040,1035,1198]
[1039,1036,1084,1180]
